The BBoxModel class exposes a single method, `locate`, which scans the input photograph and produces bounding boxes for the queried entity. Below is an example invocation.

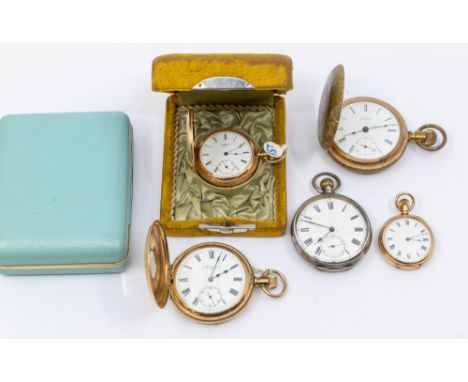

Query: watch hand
[406,233,428,240]
[328,242,345,248]
[343,129,364,137]
[359,144,376,151]
[213,265,238,279]
[227,145,243,153]
[208,253,221,282]
[302,220,333,230]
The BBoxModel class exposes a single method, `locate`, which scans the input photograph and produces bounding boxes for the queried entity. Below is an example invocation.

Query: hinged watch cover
[145,220,171,308]
[318,64,345,150]
[186,110,196,169]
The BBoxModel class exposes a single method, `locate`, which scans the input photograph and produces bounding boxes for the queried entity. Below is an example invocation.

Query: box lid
[152,53,293,93]
[0,112,133,272]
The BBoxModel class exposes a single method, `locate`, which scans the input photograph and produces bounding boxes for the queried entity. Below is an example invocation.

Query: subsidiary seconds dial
[291,172,372,271]
[334,100,402,161]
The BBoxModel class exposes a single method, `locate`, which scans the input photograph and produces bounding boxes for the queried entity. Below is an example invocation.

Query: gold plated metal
[187,110,286,187]
[144,219,287,324]
[318,65,448,173]
[378,193,435,270]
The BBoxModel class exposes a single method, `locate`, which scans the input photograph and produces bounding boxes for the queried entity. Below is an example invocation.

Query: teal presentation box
[0,112,133,275]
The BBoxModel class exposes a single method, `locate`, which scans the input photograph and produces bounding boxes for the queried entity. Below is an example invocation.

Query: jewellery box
[152,53,293,237]
[0,112,133,275]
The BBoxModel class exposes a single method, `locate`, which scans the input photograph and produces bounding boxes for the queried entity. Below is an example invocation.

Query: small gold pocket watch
[378,193,435,270]
[318,65,447,173]
[186,110,287,187]
[290,172,372,271]
[145,220,287,324]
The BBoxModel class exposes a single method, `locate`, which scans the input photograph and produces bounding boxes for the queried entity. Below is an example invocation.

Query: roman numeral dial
[382,216,433,264]
[334,99,402,161]
[294,196,370,265]
[174,246,248,315]
[198,129,254,179]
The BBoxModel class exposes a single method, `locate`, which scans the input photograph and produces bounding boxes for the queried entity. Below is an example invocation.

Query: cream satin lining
[171,105,276,221]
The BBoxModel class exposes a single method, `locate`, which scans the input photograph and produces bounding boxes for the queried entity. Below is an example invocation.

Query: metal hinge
[198,222,256,234]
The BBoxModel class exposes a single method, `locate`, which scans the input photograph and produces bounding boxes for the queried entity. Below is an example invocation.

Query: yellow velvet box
[152,54,293,236]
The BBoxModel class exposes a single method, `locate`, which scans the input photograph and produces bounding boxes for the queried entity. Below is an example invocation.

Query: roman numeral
[212,137,218,143]
[224,133,227,140]
[338,137,346,143]
[178,277,188,282]
[229,288,239,296]
[241,159,248,164]
[389,244,396,250]
[376,107,382,114]
[397,251,401,257]
[209,250,214,259]
[350,215,358,220]
[354,227,364,232]
[182,288,191,297]
[384,139,393,145]
[230,264,239,270]
[300,227,310,232]
[405,220,409,226]
[327,200,334,210]
[205,161,212,166]
[364,104,368,112]
[315,247,321,255]
[193,297,199,306]
[349,106,356,114]
[385,117,393,122]
[233,277,243,282]
[184,265,192,270]
[304,238,313,247]
[352,238,361,246]
[194,254,201,262]
[421,245,428,251]
[222,254,227,262]
[341,204,348,212]
[313,205,321,213]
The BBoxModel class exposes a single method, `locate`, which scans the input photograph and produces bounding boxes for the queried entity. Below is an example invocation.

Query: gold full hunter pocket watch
[186,110,287,187]
[145,220,287,324]
[290,172,372,271]
[318,65,448,173]
[378,192,435,270]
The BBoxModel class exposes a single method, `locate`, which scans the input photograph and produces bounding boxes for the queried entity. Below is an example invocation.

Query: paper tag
[263,142,287,159]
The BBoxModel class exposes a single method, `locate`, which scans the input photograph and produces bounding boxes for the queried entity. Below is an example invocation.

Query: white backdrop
[0,44,464,338]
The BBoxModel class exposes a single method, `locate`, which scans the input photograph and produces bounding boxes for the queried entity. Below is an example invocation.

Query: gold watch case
[378,193,435,270]
[186,110,286,187]
[318,65,447,173]
[145,220,287,324]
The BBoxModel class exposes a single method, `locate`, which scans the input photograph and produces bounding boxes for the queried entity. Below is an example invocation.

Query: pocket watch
[318,65,448,173]
[290,172,372,271]
[186,110,287,187]
[145,220,287,324]
[378,192,435,270]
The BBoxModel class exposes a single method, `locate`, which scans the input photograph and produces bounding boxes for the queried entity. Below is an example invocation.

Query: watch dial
[382,217,432,264]
[174,246,248,314]
[294,196,370,264]
[334,100,402,161]
[199,130,254,178]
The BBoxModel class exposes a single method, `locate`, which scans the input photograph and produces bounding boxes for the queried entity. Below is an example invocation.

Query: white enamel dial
[334,100,402,161]
[382,217,432,264]
[174,246,248,314]
[294,196,370,264]
[199,130,254,179]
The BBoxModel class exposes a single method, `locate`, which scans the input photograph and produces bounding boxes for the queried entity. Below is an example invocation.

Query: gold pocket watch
[378,193,435,270]
[186,110,287,187]
[318,65,447,173]
[290,172,372,271]
[145,220,287,324]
